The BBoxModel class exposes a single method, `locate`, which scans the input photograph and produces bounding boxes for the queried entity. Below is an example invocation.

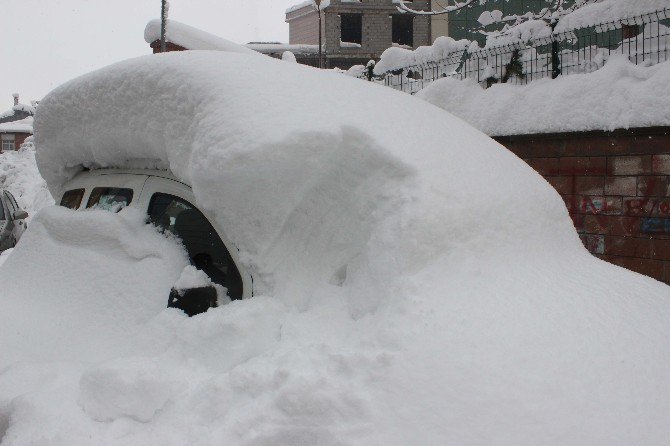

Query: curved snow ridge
[34,50,576,298]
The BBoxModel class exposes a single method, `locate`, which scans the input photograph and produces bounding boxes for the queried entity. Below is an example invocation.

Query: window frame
[340,13,363,45]
[60,188,86,210]
[147,192,244,300]
[392,14,414,47]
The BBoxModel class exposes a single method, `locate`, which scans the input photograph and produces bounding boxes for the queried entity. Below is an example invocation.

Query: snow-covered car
[0,188,28,251]
[1,47,669,445]
[57,168,252,313]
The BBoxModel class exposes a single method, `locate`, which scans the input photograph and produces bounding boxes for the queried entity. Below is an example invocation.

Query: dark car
[0,189,28,252]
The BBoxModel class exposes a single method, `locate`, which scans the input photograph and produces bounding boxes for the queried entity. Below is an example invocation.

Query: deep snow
[0,137,53,218]
[416,56,670,136]
[0,49,669,445]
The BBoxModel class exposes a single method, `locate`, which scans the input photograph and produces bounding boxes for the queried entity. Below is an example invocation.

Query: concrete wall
[287,0,432,69]
[287,7,322,45]
[496,127,670,284]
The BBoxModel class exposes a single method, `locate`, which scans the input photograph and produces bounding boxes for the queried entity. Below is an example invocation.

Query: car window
[60,189,85,210]
[148,193,243,300]
[0,196,5,220]
[3,192,16,216]
[6,191,19,212]
[86,187,133,212]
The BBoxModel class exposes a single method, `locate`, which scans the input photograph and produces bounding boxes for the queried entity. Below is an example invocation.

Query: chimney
[12,93,19,106]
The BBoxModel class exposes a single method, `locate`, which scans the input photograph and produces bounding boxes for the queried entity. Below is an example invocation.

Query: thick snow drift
[416,56,670,135]
[1,49,668,444]
[0,137,53,218]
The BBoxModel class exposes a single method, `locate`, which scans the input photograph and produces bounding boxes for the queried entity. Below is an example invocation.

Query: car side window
[148,193,243,300]
[6,191,19,213]
[87,187,133,212]
[60,189,85,210]
[3,192,16,216]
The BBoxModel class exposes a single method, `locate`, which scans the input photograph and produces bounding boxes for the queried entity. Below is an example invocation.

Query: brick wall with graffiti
[496,127,670,285]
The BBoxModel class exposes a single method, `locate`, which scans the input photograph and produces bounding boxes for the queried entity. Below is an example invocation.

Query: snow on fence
[369,8,670,94]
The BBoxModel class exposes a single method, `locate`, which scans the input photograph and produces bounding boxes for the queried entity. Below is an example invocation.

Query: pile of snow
[144,19,258,55]
[374,36,470,74]
[0,136,53,217]
[416,56,670,135]
[1,49,668,444]
[556,0,668,32]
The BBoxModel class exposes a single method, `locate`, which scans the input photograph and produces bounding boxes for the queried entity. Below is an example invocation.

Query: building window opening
[341,14,362,44]
[392,14,413,47]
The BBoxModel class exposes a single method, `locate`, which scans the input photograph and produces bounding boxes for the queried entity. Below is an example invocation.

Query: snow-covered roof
[286,0,326,14]
[416,55,670,136]
[144,19,258,55]
[0,116,33,134]
[246,42,319,55]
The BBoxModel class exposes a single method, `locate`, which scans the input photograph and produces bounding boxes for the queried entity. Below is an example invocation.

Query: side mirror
[13,210,28,220]
[167,286,218,317]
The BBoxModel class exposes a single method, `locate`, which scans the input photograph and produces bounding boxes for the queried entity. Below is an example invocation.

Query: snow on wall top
[416,56,670,136]
[34,49,571,298]
[0,116,33,134]
[555,0,668,32]
[143,19,258,55]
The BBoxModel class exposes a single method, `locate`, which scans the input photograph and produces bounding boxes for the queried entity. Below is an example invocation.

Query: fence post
[551,21,561,79]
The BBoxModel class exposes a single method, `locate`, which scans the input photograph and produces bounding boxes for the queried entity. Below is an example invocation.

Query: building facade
[0,95,34,153]
[286,0,436,69]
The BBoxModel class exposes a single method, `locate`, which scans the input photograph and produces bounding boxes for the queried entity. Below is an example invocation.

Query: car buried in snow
[57,168,251,315]
[1,47,669,445]
[0,188,28,252]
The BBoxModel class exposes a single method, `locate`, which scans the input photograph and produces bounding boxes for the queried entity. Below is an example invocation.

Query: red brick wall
[495,127,670,285]
[149,40,187,54]
[15,133,30,149]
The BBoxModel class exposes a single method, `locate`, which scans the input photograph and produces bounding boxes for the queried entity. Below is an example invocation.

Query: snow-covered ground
[0,48,669,445]
[416,56,670,135]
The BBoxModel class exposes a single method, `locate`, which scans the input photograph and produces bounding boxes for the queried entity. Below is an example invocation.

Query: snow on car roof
[34,49,566,291]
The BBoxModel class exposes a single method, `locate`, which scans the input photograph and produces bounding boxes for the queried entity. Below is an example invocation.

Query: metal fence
[371,8,670,94]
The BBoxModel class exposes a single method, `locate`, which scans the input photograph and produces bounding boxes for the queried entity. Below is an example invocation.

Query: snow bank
[374,36,470,74]
[556,0,669,32]
[2,49,668,444]
[0,207,189,365]
[417,56,670,135]
[144,19,258,55]
[0,137,53,217]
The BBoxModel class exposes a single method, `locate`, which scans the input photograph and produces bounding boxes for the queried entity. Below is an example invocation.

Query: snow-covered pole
[160,0,169,53]
[314,0,323,68]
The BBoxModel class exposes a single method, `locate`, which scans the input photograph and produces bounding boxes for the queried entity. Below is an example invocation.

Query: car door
[137,175,252,300]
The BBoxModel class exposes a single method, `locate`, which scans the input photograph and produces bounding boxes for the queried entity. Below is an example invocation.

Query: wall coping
[493,126,670,143]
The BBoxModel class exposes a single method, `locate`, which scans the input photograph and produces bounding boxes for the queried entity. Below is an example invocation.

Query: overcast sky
[0,0,303,110]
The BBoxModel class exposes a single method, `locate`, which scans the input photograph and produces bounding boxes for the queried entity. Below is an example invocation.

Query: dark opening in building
[341,13,363,44]
[392,14,414,47]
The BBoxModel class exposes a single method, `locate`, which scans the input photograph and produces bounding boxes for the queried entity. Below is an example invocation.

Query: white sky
[0,0,303,110]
